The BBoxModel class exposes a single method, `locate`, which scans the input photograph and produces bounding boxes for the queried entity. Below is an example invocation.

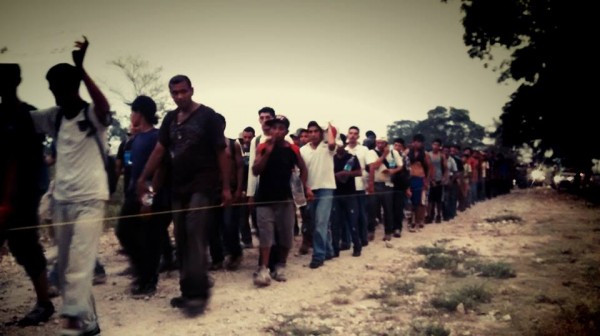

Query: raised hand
[73,36,89,69]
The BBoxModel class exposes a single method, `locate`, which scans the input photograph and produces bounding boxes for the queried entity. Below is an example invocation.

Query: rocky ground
[1,187,599,336]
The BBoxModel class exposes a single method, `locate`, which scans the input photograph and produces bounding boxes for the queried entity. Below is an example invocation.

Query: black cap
[265,115,290,129]
[129,95,158,125]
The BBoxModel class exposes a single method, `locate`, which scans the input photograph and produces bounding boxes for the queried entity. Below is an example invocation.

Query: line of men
[0,36,514,335]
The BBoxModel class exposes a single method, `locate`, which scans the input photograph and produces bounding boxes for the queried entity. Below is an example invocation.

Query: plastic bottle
[387,146,397,169]
[290,170,307,207]
[344,155,355,171]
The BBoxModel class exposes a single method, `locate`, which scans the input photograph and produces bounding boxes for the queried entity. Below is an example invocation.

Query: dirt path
[2,188,599,336]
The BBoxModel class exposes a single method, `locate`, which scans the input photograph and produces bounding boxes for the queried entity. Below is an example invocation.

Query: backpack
[54,104,117,195]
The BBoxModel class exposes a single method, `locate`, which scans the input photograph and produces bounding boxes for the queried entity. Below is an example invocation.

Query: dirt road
[1,188,599,335]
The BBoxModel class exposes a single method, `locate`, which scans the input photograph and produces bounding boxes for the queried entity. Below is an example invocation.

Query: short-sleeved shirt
[127,128,159,198]
[333,152,361,195]
[159,105,226,195]
[1,102,45,206]
[346,144,369,191]
[30,104,109,202]
[366,148,403,185]
[300,142,336,190]
[254,143,300,204]
[116,136,135,195]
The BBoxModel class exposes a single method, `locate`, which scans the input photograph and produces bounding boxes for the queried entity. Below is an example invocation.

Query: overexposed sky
[1,0,517,140]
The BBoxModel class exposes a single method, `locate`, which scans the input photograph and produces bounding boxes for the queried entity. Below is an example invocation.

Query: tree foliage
[455,0,596,170]
[387,106,485,149]
[109,56,171,121]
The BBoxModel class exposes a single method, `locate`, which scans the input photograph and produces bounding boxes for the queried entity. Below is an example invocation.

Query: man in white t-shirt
[345,126,371,246]
[366,137,403,241]
[300,121,336,269]
[29,37,110,336]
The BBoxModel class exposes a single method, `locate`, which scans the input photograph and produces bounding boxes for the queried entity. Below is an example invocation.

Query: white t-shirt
[346,143,369,191]
[246,134,294,197]
[300,141,336,190]
[366,148,403,186]
[30,105,109,202]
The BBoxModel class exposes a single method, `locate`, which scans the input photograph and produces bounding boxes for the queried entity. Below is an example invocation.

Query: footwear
[17,301,55,327]
[253,267,271,287]
[131,283,157,298]
[309,260,323,269]
[361,240,369,247]
[270,264,287,282]
[339,243,351,251]
[367,232,375,241]
[242,242,253,249]
[435,216,442,224]
[209,261,223,271]
[383,234,392,241]
[92,272,107,285]
[48,284,60,298]
[117,266,135,276]
[298,244,310,255]
[60,317,100,336]
[170,296,187,308]
[183,297,209,317]
[225,254,243,271]
[352,249,361,257]
[393,229,402,238]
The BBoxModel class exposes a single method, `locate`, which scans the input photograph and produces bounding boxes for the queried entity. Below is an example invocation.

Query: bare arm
[234,141,244,200]
[252,141,274,176]
[327,124,336,151]
[137,142,166,199]
[217,147,232,206]
[73,36,110,123]
[295,150,313,201]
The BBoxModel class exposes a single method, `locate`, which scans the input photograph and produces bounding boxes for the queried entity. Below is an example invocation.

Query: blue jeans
[308,189,334,263]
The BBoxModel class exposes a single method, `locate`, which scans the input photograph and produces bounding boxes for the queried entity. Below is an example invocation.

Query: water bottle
[290,170,307,207]
[344,156,355,171]
[388,147,397,169]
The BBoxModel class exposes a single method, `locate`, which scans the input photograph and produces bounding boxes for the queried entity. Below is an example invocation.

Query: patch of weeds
[267,313,334,336]
[331,296,351,305]
[415,246,446,256]
[534,302,600,336]
[332,285,355,295]
[421,253,462,271]
[431,283,492,312]
[484,214,523,224]
[535,294,566,305]
[468,261,517,279]
[410,320,450,336]
[385,279,416,296]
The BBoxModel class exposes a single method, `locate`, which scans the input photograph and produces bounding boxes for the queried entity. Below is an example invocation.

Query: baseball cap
[265,114,290,129]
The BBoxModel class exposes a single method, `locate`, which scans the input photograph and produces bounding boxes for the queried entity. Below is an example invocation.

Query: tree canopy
[387,106,485,149]
[454,0,596,171]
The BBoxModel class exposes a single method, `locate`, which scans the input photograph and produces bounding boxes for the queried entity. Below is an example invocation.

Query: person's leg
[311,189,334,267]
[345,195,362,255]
[55,200,104,333]
[207,205,224,269]
[6,206,54,326]
[299,205,312,254]
[379,185,395,238]
[355,191,369,245]
[239,200,253,247]
[330,197,342,256]
[223,203,243,269]
[271,201,295,281]
[367,191,379,240]
[254,205,275,286]
[170,193,214,316]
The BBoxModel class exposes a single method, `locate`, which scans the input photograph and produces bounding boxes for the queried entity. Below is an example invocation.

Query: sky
[1,0,518,143]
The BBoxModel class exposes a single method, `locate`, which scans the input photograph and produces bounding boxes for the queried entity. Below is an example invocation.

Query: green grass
[468,261,517,279]
[415,246,447,256]
[431,283,492,312]
[421,253,462,271]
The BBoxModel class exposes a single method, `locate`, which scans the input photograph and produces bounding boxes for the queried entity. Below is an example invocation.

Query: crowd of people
[1,37,516,335]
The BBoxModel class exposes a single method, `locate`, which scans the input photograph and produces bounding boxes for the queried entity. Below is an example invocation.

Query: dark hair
[413,133,425,142]
[433,138,442,145]
[169,75,192,88]
[339,133,347,145]
[46,63,81,91]
[450,144,461,150]
[0,63,21,84]
[258,106,275,117]
[243,126,255,135]
[130,95,158,125]
[297,128,308,135]
[349,126,360,133]
[394,138,405,145]
[365,130,376,138]
[307,121,323,133]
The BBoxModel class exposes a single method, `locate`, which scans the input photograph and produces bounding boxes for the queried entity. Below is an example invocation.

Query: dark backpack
[54,104,117,195]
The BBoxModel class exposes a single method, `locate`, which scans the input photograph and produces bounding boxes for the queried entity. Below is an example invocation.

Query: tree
[387,106,485,149]
[453,0,597,172]
[109,56,172,122]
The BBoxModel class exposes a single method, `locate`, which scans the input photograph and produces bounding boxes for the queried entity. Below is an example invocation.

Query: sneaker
[225,254,243,271]
[270,264,287,282]
[308,260,323,269]
[298,244,310,255]
[367,232,375,241]
[435,216,442,224]
[383,234,392,241]
[60,317,100,336]
[131,283,157,298]
[253,267,271,287]
[352,249,361,257]
[170,296,187,309]
[209,261,223,271]
[393,229,402,238]
[17,301,55,327]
